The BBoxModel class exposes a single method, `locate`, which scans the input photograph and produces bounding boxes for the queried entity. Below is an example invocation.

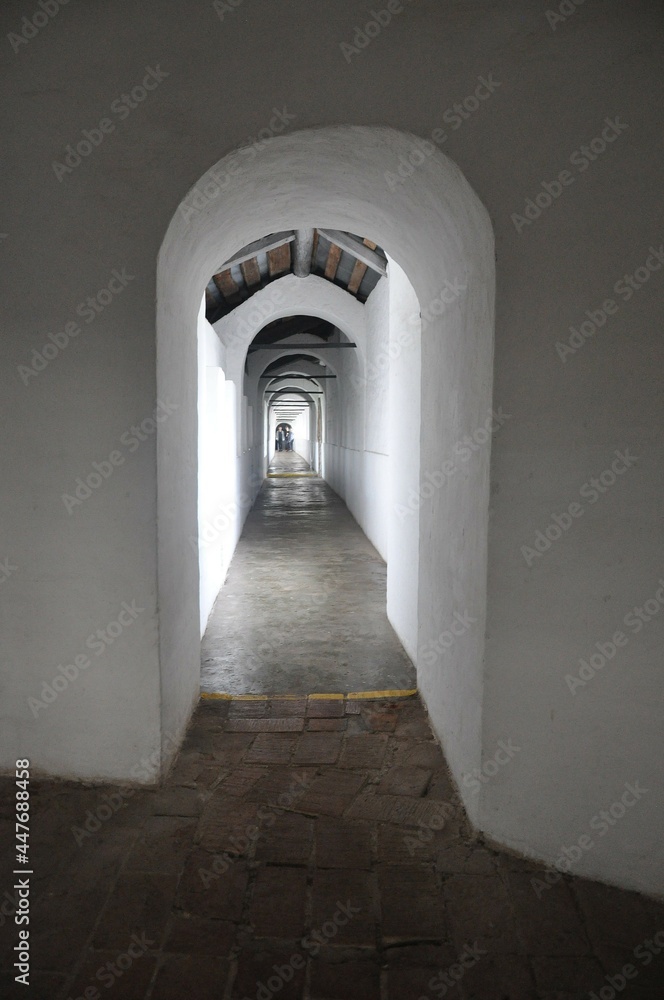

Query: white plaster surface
[1,1,662,895]
[197,301,247,635]
[386,260,421,668]
[157,125,494,847]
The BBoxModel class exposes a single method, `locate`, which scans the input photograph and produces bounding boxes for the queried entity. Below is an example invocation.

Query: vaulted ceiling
[205,228,387,324]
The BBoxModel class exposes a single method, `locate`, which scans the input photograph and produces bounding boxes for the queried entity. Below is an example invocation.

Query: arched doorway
[157,126,494,825]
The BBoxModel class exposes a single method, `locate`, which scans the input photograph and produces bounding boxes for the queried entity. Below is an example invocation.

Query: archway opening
[158,126,494,824]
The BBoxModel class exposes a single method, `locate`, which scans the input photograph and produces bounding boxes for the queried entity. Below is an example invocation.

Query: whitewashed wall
[2,1,662,897]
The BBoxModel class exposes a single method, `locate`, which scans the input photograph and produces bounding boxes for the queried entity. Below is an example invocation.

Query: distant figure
[286,429,295,452]
[276,427,284,452]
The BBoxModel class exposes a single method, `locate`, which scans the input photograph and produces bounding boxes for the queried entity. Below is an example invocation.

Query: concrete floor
[2,695,662,999]
[201,453,416,696]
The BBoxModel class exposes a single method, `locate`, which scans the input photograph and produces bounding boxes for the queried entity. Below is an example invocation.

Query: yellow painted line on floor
[201,692,302,701]
[201,689,417,701]
[200,692,266,701]
[347,688,417,700]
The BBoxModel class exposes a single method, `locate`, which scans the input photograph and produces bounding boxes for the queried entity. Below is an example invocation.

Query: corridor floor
[201,453,416,696]
[2,695,662,999]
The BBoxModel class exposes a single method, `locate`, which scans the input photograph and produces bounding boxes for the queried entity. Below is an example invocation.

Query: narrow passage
[201,454,416,696]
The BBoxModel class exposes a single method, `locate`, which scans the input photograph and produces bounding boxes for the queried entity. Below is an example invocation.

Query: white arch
[264,375,323,390]
[247,344,343,478]
[214,272,366,356]
[267,381,322,463]
[157,126,494,829]
[261,368,331,478]
[213,273,365,425]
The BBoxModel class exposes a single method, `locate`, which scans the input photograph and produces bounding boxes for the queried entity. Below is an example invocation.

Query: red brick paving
[225,717,305,732]
[306,717,348,731]
[306,698,346,718]
[1,695,663,1000]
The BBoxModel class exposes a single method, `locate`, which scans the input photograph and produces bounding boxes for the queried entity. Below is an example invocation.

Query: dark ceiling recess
[248,315,335,348]
[261,353,334,376]
[205,229,388,324]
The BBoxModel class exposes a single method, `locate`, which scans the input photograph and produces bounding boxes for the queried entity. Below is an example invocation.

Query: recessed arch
[256,350,337,479]
[212,272,365,407]
[157,125,494,829]
[263,370,327,475]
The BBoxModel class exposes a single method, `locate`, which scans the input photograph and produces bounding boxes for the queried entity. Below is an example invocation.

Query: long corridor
[201,454,416,696]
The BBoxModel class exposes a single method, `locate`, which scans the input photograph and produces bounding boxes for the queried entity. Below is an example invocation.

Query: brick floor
[1,695,663,1000]
[306,717,348,732]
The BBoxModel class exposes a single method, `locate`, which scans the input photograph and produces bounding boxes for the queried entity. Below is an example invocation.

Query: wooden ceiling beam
[267,242,291,277]
[318,228,387,276]
[220,231,295,270]
[240,257,262,288]
[324,243,343,281]
[213,269,240,299]
[347,259,368,295]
